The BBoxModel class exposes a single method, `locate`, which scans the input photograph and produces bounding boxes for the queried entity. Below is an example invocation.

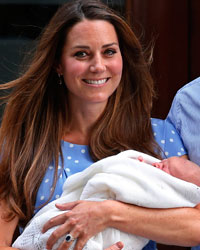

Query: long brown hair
[0,0,160,226]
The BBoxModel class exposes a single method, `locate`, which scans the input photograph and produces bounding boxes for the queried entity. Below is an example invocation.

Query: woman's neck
[63,102,106,145]
[62,131,89,145]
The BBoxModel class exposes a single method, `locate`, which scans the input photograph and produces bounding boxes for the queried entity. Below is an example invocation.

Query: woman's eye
[104,49,116,56]
[74,51,88,58]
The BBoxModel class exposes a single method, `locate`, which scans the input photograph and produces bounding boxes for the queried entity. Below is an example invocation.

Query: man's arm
[108,201,200,247]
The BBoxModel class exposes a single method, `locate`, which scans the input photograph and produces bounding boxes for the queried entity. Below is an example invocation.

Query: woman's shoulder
[151,118,187,158]
[151,117,183,129]
[151,118,178,135]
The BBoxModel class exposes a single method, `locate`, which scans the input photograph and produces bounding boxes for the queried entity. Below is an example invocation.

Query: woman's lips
[83,78,110,85]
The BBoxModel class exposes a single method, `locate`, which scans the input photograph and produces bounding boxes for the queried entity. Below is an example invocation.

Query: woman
[0,0,200,250]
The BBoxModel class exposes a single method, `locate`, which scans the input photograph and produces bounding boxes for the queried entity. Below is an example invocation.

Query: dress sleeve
[151,118,187,158]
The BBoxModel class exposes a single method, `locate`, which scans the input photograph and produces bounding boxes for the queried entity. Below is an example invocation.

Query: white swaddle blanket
[13,150,200,250]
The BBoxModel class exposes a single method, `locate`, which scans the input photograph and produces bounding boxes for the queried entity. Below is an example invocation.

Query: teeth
[84,78,107,85]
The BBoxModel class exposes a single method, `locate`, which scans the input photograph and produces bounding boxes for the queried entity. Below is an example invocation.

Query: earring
[58,74,62,85]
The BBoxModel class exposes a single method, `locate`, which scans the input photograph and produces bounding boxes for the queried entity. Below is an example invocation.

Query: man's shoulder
[176,77,200,97]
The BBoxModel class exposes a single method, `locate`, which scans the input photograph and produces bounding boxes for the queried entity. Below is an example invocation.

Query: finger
[46,221,72,249]
[105,241,124,250]
[138,156,144,162]
[57,238,75,250]
[73,236,89,250]
[55,201,82,210]
[42,211,70,233]
[58,233,87,250]
[58,228,82,250]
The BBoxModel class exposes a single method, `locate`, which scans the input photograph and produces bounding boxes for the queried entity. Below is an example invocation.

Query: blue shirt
[35,118,187,249]
[167,77,200,165]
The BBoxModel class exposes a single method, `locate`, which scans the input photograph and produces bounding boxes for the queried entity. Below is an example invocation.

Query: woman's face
[57,19,123,109]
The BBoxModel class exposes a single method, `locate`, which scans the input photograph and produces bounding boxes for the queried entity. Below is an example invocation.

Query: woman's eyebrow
[102,42,119,48]
[72,42,119,50]
[72,45,90,49]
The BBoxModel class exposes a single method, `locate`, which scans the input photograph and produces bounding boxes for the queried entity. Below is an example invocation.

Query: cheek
[110,57,123,77]
[62,59,87,80]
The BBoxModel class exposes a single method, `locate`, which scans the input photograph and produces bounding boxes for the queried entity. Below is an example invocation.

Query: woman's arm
[0,200,19,249]
[42,200,200,250]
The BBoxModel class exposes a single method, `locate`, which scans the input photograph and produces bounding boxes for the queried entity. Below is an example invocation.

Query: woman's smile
[82,78,110,86]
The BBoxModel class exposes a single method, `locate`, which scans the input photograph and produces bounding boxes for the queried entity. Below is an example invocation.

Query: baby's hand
[137,156,144,162]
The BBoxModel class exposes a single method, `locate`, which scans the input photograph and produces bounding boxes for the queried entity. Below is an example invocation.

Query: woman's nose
[90,55,106,73]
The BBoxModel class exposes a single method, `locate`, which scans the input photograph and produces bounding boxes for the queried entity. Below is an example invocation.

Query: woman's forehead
[63,19,119,49]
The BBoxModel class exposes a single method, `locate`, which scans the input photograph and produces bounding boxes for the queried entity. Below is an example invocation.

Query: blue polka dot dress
[35,118,187,214]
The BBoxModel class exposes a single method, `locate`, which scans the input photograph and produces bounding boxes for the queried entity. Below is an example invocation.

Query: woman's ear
[54,61,63,75]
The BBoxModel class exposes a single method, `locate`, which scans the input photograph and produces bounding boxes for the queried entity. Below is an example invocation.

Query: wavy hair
[0,0,160,225]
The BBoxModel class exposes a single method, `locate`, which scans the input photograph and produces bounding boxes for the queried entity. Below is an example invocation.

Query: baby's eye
[74,51,88,58]
[104,49,117,56]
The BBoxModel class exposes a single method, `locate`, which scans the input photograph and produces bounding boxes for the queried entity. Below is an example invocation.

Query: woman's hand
[42,200,112,250]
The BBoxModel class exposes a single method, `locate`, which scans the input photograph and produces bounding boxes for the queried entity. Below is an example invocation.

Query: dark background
[0,1,199,249]
[126,0,200,119]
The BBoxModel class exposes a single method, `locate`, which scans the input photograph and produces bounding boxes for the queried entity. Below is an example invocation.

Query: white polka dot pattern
[34,141,94,214]
[40,196,44,201]
[151,118,187,158]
